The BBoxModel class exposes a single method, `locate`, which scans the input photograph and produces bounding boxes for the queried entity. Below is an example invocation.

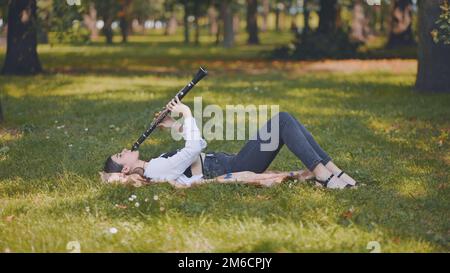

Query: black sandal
[314,173,335,188]
[315,173,353,189]
[337,170,357,188]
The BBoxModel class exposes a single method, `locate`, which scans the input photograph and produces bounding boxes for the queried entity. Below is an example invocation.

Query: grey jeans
[203,112,332,179]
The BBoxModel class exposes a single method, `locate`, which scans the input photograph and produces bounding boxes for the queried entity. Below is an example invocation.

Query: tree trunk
[1,0,42,75]
[83,3,99,41]
[351,0,369,42]
[261,0,269,32]
[221,0,234,48]
[302,0,310,39]
[290,14,298,34]
[102,15,113,44]
[183,0,190,44]
[246,0,259,44]
[275,6,280,32]
[194,1,200,45]
[215,11,222,45]
[208,3,218,35]
[379,2,389,33]
[415,0,450,93]
[318,0,339,34]
[233,14,240,34]
[165,13,177,35]
[387,0,415,47]
[119,0,132,43]
[120,17,128,43]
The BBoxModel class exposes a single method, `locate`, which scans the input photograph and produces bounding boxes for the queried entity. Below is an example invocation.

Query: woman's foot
[335,171,358,186]
[324,161,358,187]
[315,173,348,189]
[312,163,348,189]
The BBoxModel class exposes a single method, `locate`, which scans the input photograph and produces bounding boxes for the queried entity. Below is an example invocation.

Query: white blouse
[143,116,207,185]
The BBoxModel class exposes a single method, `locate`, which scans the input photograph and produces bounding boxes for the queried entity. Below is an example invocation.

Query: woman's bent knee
[276,111,293,122]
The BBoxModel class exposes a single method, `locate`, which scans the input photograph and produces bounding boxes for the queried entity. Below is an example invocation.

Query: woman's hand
[156,114,175,129]
[166,96,192,118]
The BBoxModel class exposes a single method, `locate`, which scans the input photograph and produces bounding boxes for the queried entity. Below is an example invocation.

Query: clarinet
[131,67,208,151]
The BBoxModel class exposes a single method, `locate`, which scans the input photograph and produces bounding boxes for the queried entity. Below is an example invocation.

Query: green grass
[0,31,449,253]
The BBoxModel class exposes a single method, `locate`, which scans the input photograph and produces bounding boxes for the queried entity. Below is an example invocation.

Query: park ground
[0,31,449,252]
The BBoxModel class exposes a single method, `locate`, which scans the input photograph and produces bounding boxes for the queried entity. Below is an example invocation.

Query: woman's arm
[144,98,208,181]
[157,114,183,134]
[162,98,206,175]
[210,170,315,187]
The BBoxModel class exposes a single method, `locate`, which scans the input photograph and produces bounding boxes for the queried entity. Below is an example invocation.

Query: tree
[221,0,234,48]
[386,0,415,47]
[246,0,259,44]
[350,0,370,42]
[133,0,165,34]
[182,0,190,43]
[164,0,178,35]
[207,1,218,35]
[274,1,284,32]
[1,0,42,75]
[119,0,133,43]
[179,0,209,45]
[272,0,359,59]
[302,0,310,39]
[36,0,52,44]
[317,0,339,34]
[93,0,120,44]
[193,0,201,44]
[261,0,269,32]
[415,0,450,93]
[83,2,99,41]
[49,0,88,44]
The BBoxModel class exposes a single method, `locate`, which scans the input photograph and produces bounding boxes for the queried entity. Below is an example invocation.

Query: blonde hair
[99,167,151,187]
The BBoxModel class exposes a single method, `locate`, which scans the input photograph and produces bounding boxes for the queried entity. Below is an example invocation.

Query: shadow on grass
[0,72,449,252]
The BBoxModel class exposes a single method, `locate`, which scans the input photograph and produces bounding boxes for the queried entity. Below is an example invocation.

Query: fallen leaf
[342,210,353,219]
[342,207,355,220]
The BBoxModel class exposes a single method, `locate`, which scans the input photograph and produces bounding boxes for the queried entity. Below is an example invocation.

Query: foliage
[133,0,165,21]
[272,28,362,60]
[91,0,121,21]
[431,0,450,45]
[35,0,90,44]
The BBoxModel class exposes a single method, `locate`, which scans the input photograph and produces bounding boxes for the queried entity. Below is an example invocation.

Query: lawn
[0,31,449,252]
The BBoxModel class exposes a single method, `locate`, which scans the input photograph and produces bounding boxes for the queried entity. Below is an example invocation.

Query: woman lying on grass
[101,97,358,189]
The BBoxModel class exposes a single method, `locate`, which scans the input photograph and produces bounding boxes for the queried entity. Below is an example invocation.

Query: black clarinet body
[131,67,208,151]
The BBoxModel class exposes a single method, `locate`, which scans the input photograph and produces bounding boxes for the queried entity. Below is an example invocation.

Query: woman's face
[111,148,140,168]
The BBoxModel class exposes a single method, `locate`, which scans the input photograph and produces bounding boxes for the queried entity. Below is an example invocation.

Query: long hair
[104,156,123,173]
[101,157,151,187]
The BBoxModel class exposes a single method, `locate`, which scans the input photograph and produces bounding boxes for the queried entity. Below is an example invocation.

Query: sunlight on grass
[0,32,449,253]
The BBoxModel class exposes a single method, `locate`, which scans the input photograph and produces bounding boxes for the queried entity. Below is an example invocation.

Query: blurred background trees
[1,0,42,75]
[416,0,450,92]
[386,0,415,48]
[0,0,448,92]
